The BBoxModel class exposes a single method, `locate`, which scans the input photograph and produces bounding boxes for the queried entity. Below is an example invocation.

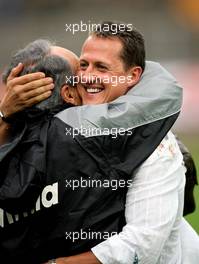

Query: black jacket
[0,105,178,263]
[0,61,186,263]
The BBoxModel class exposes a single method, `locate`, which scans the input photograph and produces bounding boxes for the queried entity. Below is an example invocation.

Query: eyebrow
[95,61,109,67]
[80,59,110,67]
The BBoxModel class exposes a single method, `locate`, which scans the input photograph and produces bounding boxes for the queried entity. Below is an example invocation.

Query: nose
[79,66,99,84]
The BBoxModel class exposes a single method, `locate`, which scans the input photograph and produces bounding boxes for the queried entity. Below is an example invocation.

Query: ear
[61,84,76,105]
[126,66,143,88]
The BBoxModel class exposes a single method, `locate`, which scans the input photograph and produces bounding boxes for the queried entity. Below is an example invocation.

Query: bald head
[51,46,79,73]
[2,39,82,110]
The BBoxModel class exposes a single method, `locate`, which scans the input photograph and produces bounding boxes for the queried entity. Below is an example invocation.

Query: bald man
[0,40,81,144]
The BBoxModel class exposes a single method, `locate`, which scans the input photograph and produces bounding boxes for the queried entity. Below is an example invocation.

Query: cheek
[101,86,118,103]
[73,89,82,105]
[76,84,84,94]
[104,82,128,101]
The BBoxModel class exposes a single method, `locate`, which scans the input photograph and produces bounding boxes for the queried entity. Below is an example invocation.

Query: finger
[26,91,52,106]
[8,72,46,86]
[20,77,54,92]
[22,83,54,100]
[7,63,24,82]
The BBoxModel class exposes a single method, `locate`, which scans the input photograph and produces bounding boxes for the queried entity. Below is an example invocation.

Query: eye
[97,64,108,71]
[80,61,88,70]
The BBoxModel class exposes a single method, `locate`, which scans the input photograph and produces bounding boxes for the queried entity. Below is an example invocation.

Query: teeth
[86,88,102,93]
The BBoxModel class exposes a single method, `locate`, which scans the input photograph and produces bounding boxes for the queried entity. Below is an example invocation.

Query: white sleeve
[180,218,199,264]
[91,132,185,264]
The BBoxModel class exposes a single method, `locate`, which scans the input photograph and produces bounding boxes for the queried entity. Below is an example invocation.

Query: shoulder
[132,131,185,186]
[144,131,183,166]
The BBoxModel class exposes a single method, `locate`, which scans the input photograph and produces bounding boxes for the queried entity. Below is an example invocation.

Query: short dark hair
[2,39,73,110]
[90,21,145,71]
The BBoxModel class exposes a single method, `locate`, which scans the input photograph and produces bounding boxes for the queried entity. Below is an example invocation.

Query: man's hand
[45,252,102,264]
[0,118,10,145]
[0,63,54,117]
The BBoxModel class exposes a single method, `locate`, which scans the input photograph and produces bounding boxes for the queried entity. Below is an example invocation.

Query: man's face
[77,35,140,105]
[51,46,79,74]
[51,46,82,105]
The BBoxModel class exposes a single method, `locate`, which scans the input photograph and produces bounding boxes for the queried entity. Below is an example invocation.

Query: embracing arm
[0,63,54,145]
[47,132,185,264]
[90,132,185,264]
[53,252,101,264]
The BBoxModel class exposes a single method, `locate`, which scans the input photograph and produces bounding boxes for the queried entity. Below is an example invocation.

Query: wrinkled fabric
[0,61,182,263]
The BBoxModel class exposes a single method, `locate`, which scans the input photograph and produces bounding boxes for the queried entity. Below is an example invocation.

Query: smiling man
[77,28,143,104]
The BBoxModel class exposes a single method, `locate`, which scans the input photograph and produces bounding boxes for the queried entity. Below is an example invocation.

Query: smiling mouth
[83,85,104,94]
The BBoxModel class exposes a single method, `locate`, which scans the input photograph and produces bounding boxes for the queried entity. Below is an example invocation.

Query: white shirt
[92,131,186,264]
[180,218,199,264]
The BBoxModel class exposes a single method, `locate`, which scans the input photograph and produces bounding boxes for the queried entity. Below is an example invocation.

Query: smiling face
[77,35,142,105]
